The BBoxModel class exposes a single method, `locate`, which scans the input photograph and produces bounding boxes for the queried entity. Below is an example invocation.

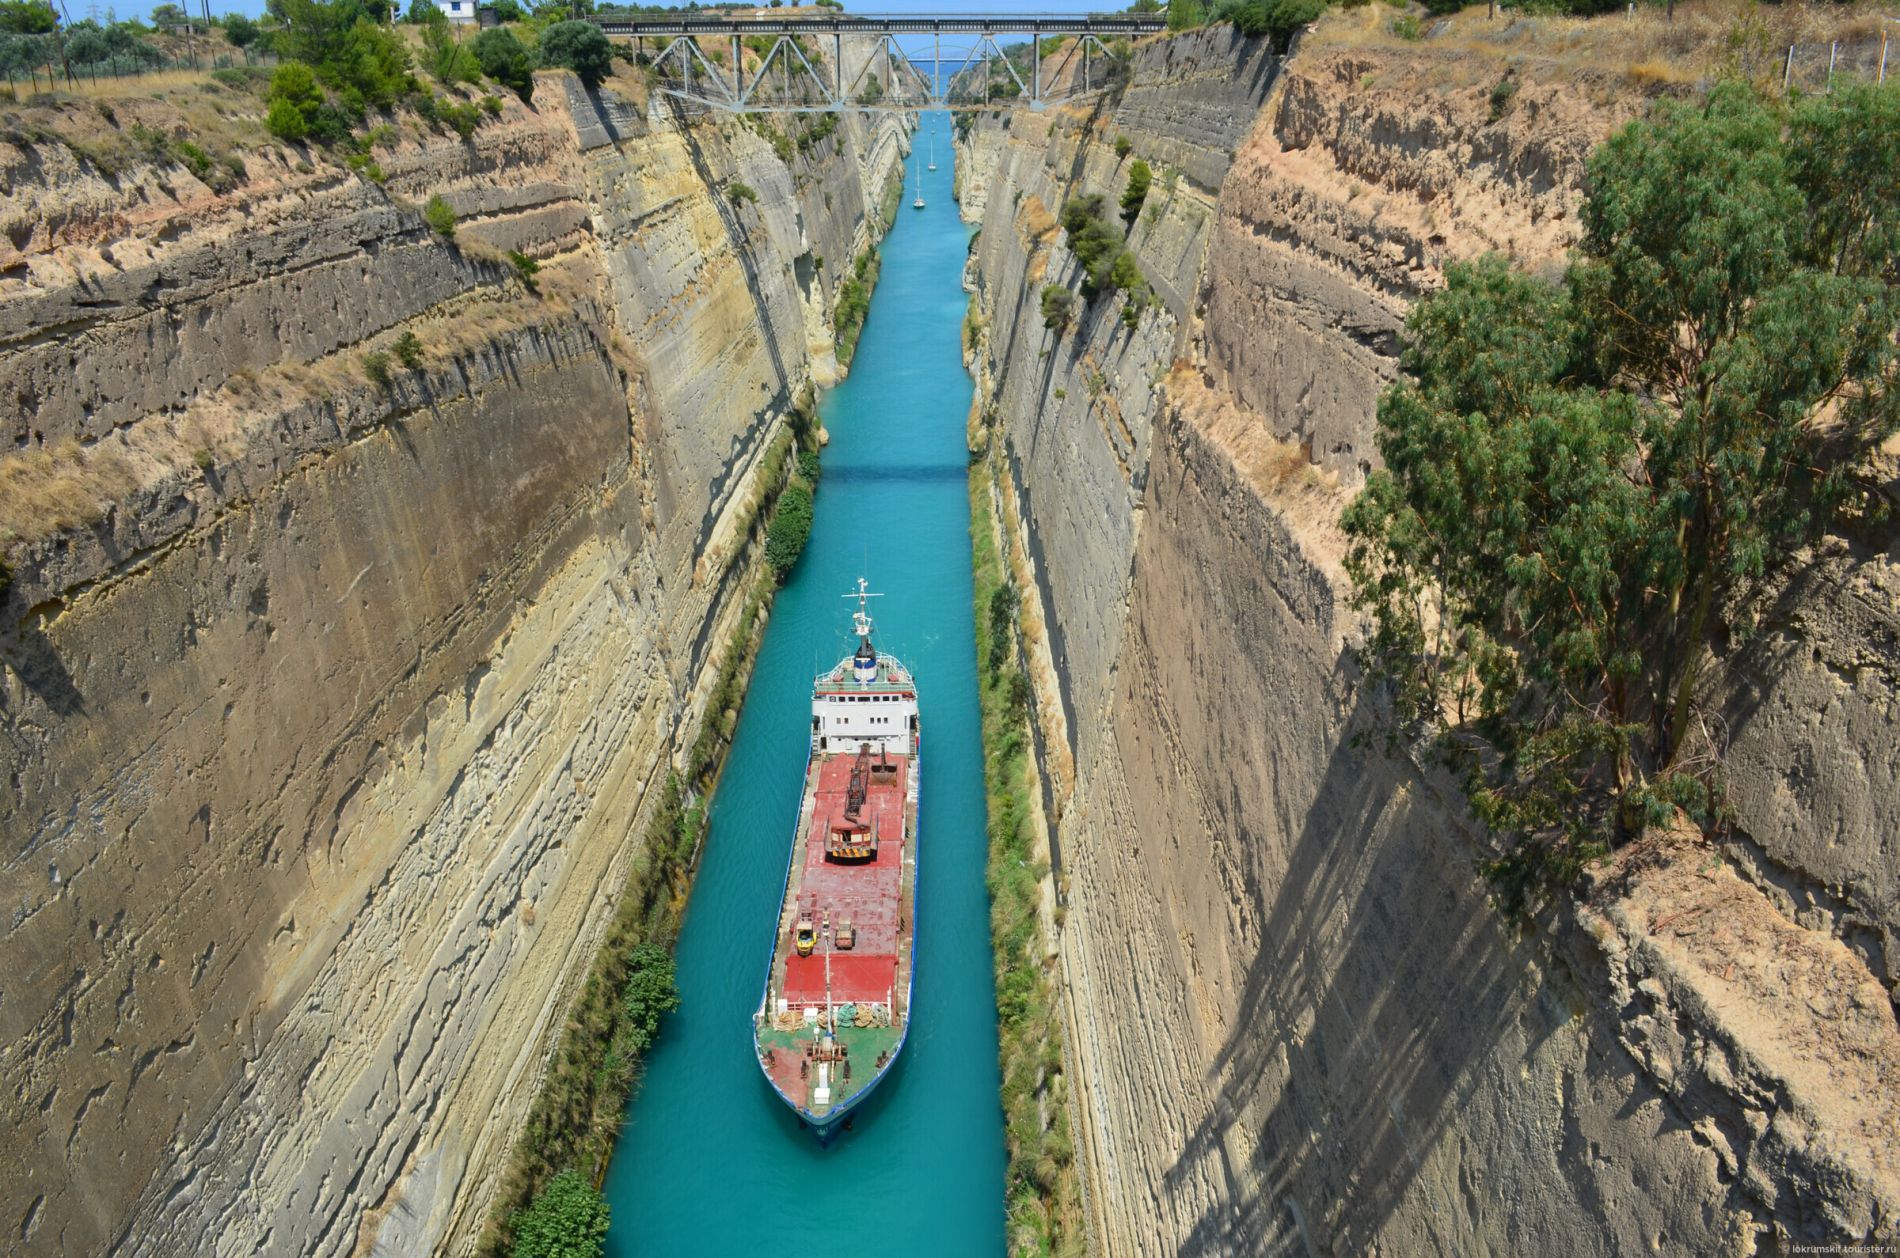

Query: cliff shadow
[1163,667,1551,1255]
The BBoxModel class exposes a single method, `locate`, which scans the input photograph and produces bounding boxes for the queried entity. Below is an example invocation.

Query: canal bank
[602,113,1006,1253]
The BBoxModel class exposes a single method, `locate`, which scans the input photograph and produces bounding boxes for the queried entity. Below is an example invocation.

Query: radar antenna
[842,578,883,645]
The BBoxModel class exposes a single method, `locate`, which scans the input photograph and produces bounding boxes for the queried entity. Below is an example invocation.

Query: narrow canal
[602,114,1006,1252]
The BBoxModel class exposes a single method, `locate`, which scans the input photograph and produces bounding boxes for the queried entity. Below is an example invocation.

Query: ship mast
[844,578,882,647]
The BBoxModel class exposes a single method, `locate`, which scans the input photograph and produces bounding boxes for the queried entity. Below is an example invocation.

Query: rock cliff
[960,13,1899,1254]
[0,65,903,1255]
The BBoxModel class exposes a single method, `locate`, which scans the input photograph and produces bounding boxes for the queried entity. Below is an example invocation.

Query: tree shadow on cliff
[1161,666,1558,1255]
[3,618,86,717]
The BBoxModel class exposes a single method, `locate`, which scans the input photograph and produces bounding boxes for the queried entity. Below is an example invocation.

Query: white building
[436,0,477,24]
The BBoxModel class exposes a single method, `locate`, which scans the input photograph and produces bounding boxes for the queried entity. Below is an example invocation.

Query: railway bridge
[587,11,1170,112]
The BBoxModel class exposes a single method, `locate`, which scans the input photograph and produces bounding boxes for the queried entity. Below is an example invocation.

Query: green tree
[1342,82,1900,921]
[64,21,111,63]
[424,17,481,84]
[223,13,260,46]
[393,330,424,368]
[509,1168,610,1258]
[617,943,680,1055]
[1169,0,1207,28]
[1119,158,1151,222]
[470,24,532,98]
[1213,0,1327,42]
[0,0,55,33]
[764,479,814,578]
[149,2,188,29]
[266,59,325,140]
[536,19,611,87]
[423,192,457,235]
[268,0,415,108]
[1040,282,1074,330]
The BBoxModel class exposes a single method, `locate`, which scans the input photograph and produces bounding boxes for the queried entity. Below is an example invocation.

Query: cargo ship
[753,579,919,1138]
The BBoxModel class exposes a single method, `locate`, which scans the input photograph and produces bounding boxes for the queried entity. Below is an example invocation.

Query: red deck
[780,752,908,1005]
[782,953,898,1005]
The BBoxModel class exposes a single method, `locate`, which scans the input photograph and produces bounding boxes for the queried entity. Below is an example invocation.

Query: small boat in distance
[753,580,920,1139]
[927,128,936,172]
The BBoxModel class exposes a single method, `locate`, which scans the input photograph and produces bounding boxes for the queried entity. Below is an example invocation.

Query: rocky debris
[1581,822,1900,1241]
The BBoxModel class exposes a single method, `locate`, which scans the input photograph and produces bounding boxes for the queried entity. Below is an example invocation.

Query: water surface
[603,114,1005,1254]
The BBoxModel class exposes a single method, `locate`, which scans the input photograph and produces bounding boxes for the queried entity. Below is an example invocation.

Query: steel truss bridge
[589,12,1169,113]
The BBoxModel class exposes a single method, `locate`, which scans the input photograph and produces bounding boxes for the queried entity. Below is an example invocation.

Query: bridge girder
[595,12,1155,113]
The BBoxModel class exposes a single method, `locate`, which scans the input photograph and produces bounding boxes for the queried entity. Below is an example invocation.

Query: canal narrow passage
[603,115,1006,1253]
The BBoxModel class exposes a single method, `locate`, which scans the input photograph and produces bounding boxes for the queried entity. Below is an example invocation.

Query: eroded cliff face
[962,16,1899,1254]
[0,68,903,1255]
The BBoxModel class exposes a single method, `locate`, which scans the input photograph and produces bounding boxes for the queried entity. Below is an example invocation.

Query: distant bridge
[589,11,1169,112]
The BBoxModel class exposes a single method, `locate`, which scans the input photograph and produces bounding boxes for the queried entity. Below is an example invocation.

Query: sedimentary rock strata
[960,15,1900,1253]
[0,65,902,1255]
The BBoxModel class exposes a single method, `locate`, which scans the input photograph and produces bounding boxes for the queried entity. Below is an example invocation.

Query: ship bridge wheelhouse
[812,580,918,756]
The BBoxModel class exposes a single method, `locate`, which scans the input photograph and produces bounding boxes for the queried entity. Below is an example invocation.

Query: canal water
[602,114,1005,1253]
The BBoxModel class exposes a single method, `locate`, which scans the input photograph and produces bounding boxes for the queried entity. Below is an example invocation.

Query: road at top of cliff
[602,113,1006,1253]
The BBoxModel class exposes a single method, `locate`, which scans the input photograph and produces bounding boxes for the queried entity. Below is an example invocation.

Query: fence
[1777,34,1892,93]
[0,34,277,96]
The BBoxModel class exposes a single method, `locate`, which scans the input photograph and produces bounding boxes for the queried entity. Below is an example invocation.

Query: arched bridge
[588,11,1170,113]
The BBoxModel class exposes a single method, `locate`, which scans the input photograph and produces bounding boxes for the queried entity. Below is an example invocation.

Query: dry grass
[0,439,139,540]
[1309,0,1900,92]
[1020,193,1059,244]
[0,73,270,181]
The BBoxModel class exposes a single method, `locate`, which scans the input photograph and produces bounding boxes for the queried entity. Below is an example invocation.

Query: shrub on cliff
[1059,195,1144,301]
[765,479,814,579]
[393,330,424,368]
[266,60,324,141]
[508,1169,609,1258]
[424,193,457,236]
[471,25,534,101]
[1058,195,1119,275]
[537,20,612,87]
[361,348,393,388]
[1342,81,1900,923]
[618,943,681,1056]
[1039,283,1073,331]
[1120,158,1151,222]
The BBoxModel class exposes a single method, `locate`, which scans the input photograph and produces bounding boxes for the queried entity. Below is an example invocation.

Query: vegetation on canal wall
[833,167,904,370]
[482,399,824,1257]
[969,447,1084,1258]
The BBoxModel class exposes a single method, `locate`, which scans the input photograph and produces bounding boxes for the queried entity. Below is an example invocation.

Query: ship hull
[753,715,919,1138]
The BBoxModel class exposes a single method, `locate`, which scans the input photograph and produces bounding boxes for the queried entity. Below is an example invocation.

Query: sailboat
[927,128,936,172]
[911,150,925,210]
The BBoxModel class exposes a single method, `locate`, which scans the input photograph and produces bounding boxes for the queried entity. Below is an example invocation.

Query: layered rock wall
[961,16,1899,1254]
[0,66,903,1255]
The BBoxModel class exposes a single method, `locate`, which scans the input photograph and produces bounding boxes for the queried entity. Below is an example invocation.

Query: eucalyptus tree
[1343,81,1900,918]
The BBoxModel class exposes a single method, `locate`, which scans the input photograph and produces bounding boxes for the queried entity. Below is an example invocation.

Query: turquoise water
[602,115,1005,1254]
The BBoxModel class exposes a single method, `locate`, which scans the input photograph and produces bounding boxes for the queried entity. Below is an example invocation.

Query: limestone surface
[959,18,1900,1255]
[0,65,903,1255]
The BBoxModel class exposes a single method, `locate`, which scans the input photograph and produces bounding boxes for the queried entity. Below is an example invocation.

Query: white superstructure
[810,580,919,757]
